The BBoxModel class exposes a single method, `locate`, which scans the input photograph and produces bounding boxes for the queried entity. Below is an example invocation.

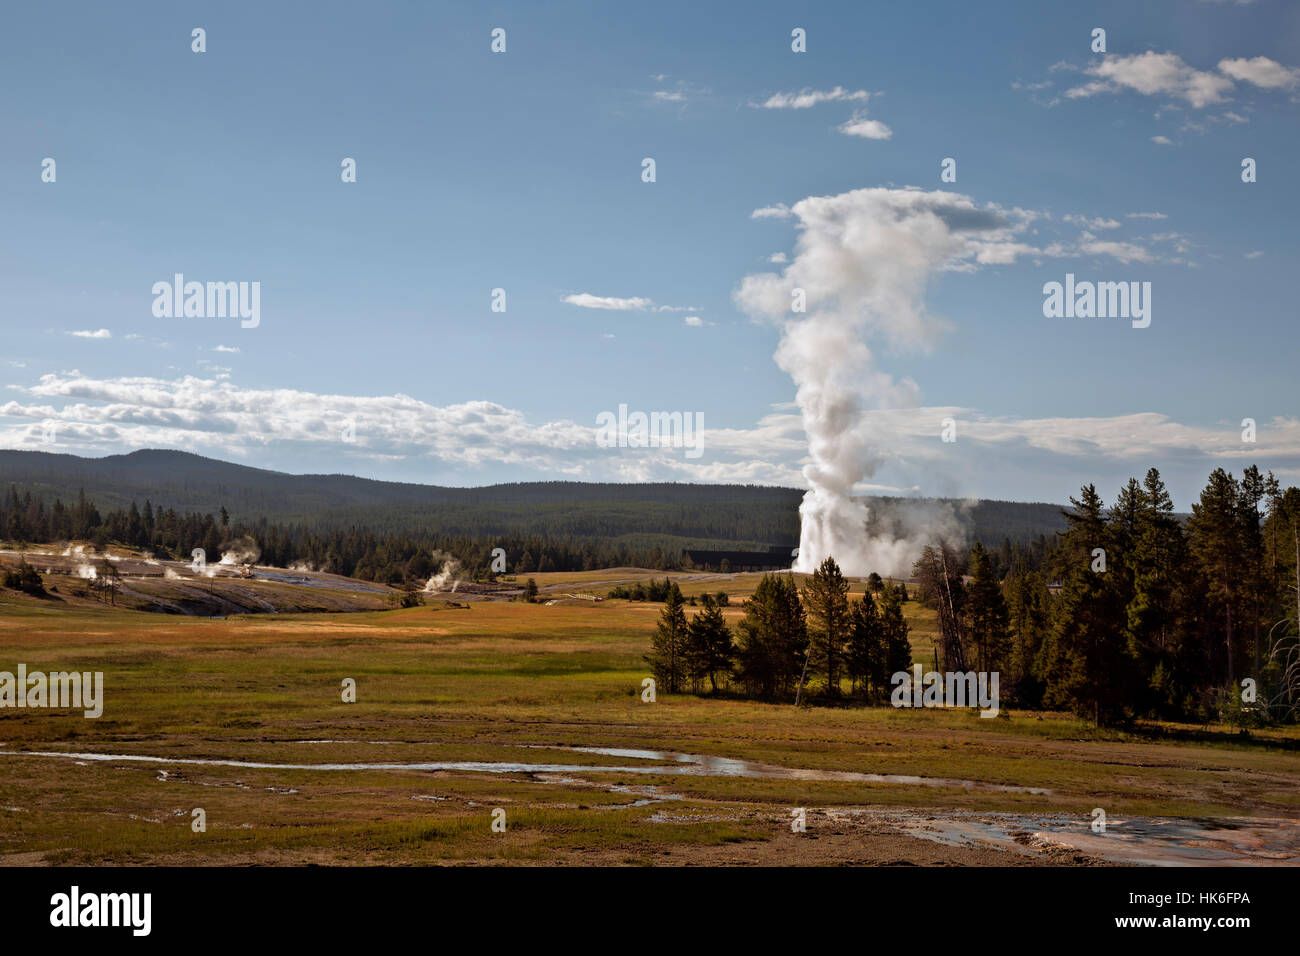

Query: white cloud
[1079,239,1156,263]
[768,252,788,264]
[837,112,893,140]
[1150,135,1175,145]
[1127,211,1168,220]
[1067,52,1234,108]
[67,329,111,339]
[759,86,870,109]
[0,372,802,486]
[563,293,654,311]
[1064,215,1121,230]
[751,203,792,220]
[1244,250,1264,259]
[213,345,240,354]
[1218,56,1300,89]
[1,372,1296,504]
[562,293,697,313]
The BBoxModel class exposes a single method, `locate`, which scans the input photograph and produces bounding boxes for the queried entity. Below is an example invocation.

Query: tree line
[983,466,1300,726]
[646,465,1300,727]
[904,466,1299,725]
[0,487,688,580]
[646,567,912,704]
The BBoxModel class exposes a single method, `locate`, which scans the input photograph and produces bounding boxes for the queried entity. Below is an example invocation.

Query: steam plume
[737,187,1033,576]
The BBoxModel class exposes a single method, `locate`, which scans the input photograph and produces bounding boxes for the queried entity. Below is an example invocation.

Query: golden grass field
[1,566,1298,866]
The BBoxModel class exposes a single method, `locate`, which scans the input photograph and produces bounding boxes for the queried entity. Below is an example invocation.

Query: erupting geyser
[737,187,1032,576]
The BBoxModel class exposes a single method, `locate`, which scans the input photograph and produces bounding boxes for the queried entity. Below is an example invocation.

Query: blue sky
[1,0,1297,510]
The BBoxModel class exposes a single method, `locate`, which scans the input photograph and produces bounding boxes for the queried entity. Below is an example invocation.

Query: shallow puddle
[551,745,1051,794]
[6,743,1295,865]
[2,744,1047,794]
[832,807,1300,866]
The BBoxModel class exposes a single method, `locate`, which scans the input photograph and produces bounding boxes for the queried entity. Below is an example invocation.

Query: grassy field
[1,567,1298,866]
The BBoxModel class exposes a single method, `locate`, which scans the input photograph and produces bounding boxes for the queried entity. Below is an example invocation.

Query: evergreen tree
[646,583,688,693]
[1188,469,1249,689]
[1004,563,1049,706]
[845,591,885,699]
[879,583,912,679]
[735,574,807,700]
[801,556,850,697]
[965,542,1010,674]
[1039,484,1131,725]
[685,594,734,693]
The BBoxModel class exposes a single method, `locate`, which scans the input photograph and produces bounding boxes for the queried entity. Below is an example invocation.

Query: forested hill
[0,449,1068,547]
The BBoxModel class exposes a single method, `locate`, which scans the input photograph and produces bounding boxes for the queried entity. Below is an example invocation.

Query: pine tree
[735,574,807,700]
[1039,484,1130,725]
[801,557,850,698]
[1125,468,1192,716]
[965,542,1010,674]
[1188,469,1248,689]
[685,594,734,693]
[1005,563,1049,706]
[879,583,912,680]
[646,583,688,693]
[845,591,885,699]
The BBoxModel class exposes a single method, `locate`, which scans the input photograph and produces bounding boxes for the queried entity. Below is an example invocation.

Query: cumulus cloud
[1046,50,1300,126]
[0,372,801,486]
[68,329,111,339]
[1,372,1294,515]
[1066,52,1235,107]
[837,112,893,140]
[1218,56,1300,89]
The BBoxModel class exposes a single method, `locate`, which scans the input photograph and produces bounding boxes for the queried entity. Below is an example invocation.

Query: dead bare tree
[1266,521,1300,718]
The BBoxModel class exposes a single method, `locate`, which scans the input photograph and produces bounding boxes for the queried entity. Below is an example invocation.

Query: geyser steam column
[736,187,1032,577]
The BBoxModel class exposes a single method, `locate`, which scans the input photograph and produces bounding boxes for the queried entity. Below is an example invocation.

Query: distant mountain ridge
[0,448,1071,547]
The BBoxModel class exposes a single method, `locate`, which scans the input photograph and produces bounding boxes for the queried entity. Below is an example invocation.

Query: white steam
[219,537,261,567]
[737,187,1034,576]
[423,552,461,594]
